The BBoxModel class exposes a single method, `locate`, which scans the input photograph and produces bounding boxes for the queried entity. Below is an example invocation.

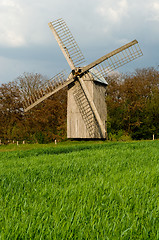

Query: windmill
[23,18,143,139]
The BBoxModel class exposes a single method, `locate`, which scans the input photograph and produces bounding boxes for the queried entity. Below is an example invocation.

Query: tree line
[106,67,159,140]
[0,67,158,143]
[0,73,67,143]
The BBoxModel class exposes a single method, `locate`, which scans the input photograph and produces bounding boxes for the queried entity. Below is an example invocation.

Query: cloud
[147,1,159,21]
[0,0,158,84]
[0,0,26,47]
[1,30,26,47]
[97,0,128,23]
[0,0,53,47]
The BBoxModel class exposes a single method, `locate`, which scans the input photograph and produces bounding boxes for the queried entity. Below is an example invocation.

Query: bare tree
[15,72,48,100]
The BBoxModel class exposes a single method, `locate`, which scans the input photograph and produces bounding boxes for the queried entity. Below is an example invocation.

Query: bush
[34,132,45,144]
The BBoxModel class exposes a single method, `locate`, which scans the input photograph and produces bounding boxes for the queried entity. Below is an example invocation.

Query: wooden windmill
[24,18,143,139]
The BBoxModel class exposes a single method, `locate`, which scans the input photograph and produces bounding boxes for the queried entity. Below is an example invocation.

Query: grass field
[0,140,159,239]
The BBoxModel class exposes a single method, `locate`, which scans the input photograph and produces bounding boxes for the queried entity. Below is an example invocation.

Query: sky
[0,0,159,84]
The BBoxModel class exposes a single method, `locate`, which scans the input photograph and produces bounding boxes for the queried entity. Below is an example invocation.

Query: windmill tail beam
[81,39,143,75]
[78,78,106,138]
[24,76,74,112]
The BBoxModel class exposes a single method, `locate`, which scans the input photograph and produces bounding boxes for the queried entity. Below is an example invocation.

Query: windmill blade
[48,18,85,70]
[81,40,143,78]
[24,71,73,112]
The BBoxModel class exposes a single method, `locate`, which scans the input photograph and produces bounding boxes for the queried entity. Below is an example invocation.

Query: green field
[0,141,159,239]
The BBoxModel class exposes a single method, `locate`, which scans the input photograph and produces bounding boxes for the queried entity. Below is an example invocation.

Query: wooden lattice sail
[24,18,143,139]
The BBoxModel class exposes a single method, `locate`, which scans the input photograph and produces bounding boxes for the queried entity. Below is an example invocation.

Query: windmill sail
[49,18,85,70]
[24,71,73,112]
[81,40,143,78]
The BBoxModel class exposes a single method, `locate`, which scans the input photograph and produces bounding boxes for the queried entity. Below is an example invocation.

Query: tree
[15,72,48,99]
[0,81,23,141]
[106,67,159,139]
[0,72,67,143]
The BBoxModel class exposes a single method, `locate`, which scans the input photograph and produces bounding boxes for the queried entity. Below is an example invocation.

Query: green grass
[0,141,159,239]
[0,140,104,152]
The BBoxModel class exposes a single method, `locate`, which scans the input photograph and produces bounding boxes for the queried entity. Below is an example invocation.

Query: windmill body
[67,71,107,139]
[24,18,143,139]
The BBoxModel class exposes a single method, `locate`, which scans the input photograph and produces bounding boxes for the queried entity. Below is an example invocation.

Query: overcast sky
[0,0,159,84]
